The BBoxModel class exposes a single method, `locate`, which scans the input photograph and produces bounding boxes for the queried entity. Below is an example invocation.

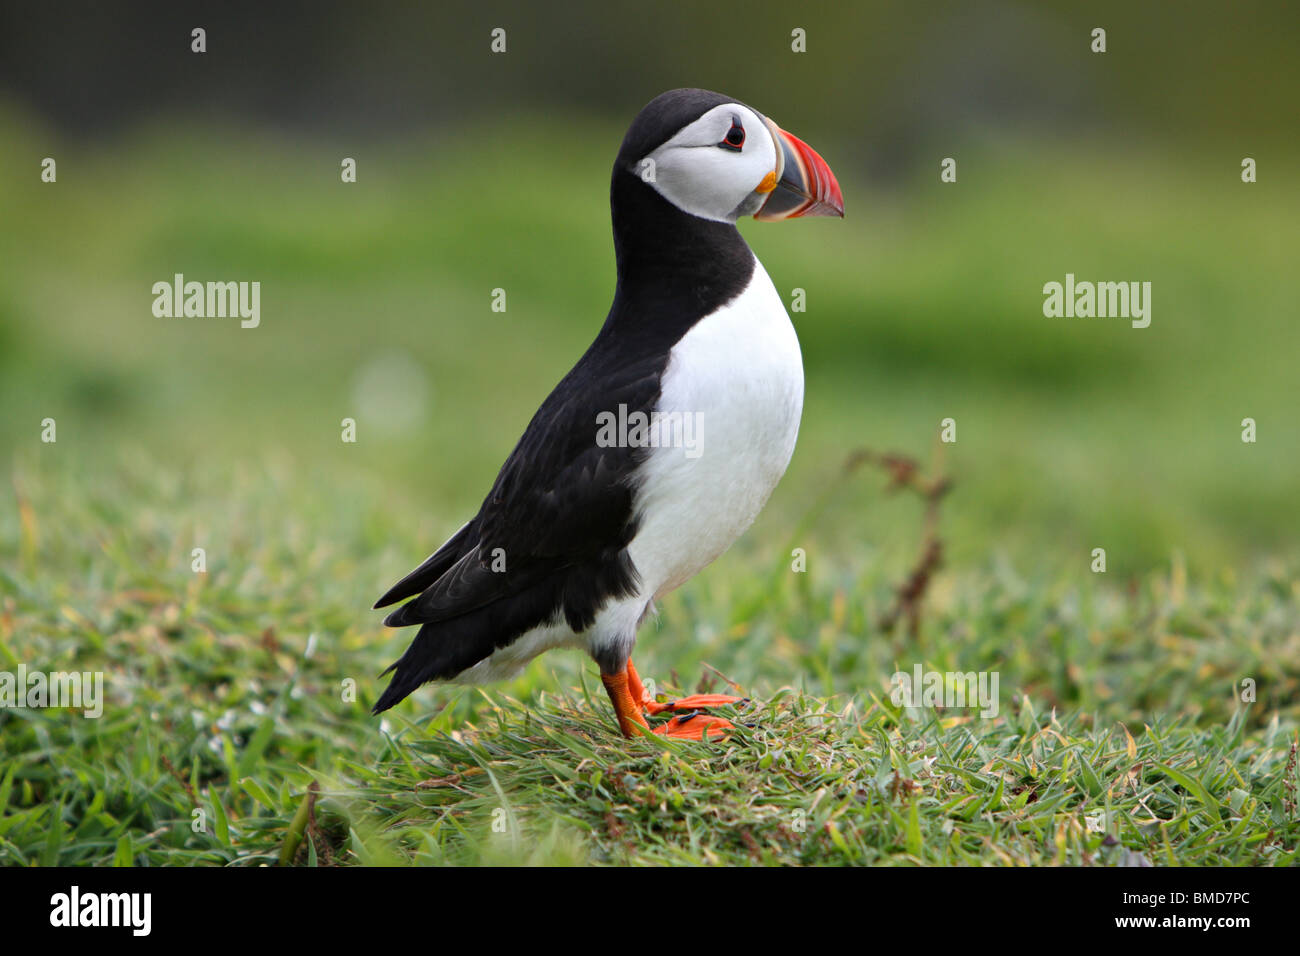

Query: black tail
[370,620,479,714]
[371,580,566,713]
[371,622,456,714]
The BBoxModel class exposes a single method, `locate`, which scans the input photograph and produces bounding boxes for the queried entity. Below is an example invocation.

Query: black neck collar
[602,169,756,345]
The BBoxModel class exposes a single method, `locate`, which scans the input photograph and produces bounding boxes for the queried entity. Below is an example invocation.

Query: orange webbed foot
[653,711,735,741]
[627,660,746,714]
[606,660,749,742]
[644,692,748,715]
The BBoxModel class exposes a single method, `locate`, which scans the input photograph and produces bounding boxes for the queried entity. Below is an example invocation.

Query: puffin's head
[616,88,844,224]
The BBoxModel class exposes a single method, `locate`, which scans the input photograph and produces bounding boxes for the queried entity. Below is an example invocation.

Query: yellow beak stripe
[756,170,778,194]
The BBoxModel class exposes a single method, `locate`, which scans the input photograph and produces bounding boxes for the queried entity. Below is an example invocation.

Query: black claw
[675,710,700,723]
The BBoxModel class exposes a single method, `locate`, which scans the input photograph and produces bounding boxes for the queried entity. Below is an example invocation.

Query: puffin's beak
[754,119,844,220]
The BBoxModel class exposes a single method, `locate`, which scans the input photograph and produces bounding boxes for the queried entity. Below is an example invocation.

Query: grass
[1,449,1297,866]
[355,692,1299,867]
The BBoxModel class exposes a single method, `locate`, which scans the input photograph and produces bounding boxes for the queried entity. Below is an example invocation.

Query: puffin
[372,88,843,740]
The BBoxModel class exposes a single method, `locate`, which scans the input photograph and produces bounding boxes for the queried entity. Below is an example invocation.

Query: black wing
[371,347,665,708]
[372,520,476,609]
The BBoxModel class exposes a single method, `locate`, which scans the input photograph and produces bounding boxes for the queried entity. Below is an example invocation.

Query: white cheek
[649,145,772,222]
[641,104,778,222]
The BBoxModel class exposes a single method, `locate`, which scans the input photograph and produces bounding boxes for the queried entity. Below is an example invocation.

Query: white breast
[627,256,804,598]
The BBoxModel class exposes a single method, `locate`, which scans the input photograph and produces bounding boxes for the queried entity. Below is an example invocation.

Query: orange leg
[603,661,741,741]
[600,669,651,738]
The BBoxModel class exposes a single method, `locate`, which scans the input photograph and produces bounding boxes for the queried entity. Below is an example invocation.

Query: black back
[372,90,758,711]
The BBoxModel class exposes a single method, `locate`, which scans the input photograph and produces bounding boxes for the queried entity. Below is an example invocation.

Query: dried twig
[159,753,198,806]
[843,447,951,642]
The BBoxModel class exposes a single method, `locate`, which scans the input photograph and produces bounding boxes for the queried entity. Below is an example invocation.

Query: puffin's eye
[718,122,745,152]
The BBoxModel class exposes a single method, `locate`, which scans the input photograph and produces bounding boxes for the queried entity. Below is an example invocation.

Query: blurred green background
[2,0,1297,592]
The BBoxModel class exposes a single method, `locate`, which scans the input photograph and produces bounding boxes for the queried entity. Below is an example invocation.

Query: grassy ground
[1,110,1298,865]
[2,450,1297,866]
